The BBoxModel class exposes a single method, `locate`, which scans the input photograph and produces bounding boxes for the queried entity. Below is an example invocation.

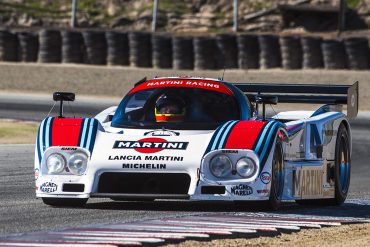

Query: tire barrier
[321,39,348,69]
[129,32,152,68]
[152,34,172,69]
[3,28,370,71]
[344,37,369,70]
[172,36,194,70]
[194,36,218,70]
[38,29,61,63]
[61,30,84,64]
[301,36,324,69]
[237,34,260,69]
[106,31,129,66]
[82,31,107,65]
[17,32,39,62]
[216,34,238,69]
[280,36,302,70]
[259,34,281,69]
[0,30,19,62]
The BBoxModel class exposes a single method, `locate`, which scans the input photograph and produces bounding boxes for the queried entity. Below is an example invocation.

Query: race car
[34,77,358,209]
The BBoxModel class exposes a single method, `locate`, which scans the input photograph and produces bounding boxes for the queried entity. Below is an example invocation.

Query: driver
[155,93,186,122]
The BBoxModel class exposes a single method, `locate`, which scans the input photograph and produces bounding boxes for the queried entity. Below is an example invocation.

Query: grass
[0,120,38,144]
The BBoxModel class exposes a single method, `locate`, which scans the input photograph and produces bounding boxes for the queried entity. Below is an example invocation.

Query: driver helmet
[155,93,186,122]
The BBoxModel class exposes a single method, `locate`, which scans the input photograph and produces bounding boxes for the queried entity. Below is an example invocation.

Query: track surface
[1,126,370,238]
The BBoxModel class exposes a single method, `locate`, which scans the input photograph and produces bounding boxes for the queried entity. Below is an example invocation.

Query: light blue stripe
[80,118,90,147]
[255,121,275,153]
[85,119,95,149]
[44,117,53,149]
[259,122,280,162]
[210,121,233,151]
[217,120,238,149]
[38,118,47,153]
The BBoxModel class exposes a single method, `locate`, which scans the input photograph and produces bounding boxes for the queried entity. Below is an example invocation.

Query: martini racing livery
[35,77,358,209]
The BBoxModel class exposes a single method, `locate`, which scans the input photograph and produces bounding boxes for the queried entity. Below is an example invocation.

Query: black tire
[266,139,284,210]
[332,123,351,205]
[42,198,88,207]
[296,123,350,206]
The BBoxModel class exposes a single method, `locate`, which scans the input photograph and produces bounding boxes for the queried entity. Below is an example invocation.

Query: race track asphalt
[0,126,369,237]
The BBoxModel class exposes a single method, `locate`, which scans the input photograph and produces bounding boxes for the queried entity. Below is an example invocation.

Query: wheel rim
[272,143,284,200]
[339,135,350,194]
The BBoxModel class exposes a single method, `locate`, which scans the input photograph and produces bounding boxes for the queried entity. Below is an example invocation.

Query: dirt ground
[0,62,369,110]
[165,223,370,247]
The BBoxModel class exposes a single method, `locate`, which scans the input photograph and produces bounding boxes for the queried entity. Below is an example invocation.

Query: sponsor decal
[222,150,238,154]
[108,155,183,161]
[257,189,270,194]
[260,172,271,184]
[144,129,180,136]
[230,184,253,196]
[34,168,39,181]
[122,163,166,169]
[61,147,77,151]
[40,182,57,193]
[113,138,188,153]
[294,169,323,197]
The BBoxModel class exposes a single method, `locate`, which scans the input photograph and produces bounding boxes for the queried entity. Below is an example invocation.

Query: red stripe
[224,121,266,149]
[51,118,83,146]
[129,79,234,96]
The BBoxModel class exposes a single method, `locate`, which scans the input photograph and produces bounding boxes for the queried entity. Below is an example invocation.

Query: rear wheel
[332,123,351,205]
[266,139,284,210]
[42,198,88,207]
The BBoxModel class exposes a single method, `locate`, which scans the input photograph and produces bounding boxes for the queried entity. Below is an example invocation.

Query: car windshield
[111,87,241,130]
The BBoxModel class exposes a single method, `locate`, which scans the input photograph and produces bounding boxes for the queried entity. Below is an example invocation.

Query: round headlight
[46,153,66,174]
[68,152,88,175]
[209,154,232,178]
[236,157,256,178]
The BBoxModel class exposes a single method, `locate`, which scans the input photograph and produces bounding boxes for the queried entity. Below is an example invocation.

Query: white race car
[35,77,358,209]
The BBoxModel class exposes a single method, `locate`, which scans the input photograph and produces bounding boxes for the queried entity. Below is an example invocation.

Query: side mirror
[53,92,75,102]
[255,95,278,120]
[255,95,278,105]
[53,92,75,118]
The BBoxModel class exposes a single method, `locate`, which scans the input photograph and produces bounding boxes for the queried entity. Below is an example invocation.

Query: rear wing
[232,82,359,118]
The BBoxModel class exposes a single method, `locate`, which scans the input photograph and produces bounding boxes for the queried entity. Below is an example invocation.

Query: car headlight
[209,154,232,178]
[46,153,66,174]
[68,152,88,175]
[236,157,257,178]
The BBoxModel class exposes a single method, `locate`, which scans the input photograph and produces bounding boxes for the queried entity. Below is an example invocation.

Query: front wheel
[266,139,284,210]
[42,198,88,207]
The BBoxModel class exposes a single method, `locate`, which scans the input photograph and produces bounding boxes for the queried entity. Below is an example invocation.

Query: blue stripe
[255,121,275,154]
[88,120,99,154]
[85,119,95,149]
[36,125,42,164]
[41,117,49,152]
[217,120,238,149]
[80,118,90,148]
[210,121,234,151]
[37,119,45,160]
[259,122,280,163]
[44,117,53,149]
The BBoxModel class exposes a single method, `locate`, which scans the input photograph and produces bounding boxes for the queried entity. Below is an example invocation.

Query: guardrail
[0,29,369,70]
